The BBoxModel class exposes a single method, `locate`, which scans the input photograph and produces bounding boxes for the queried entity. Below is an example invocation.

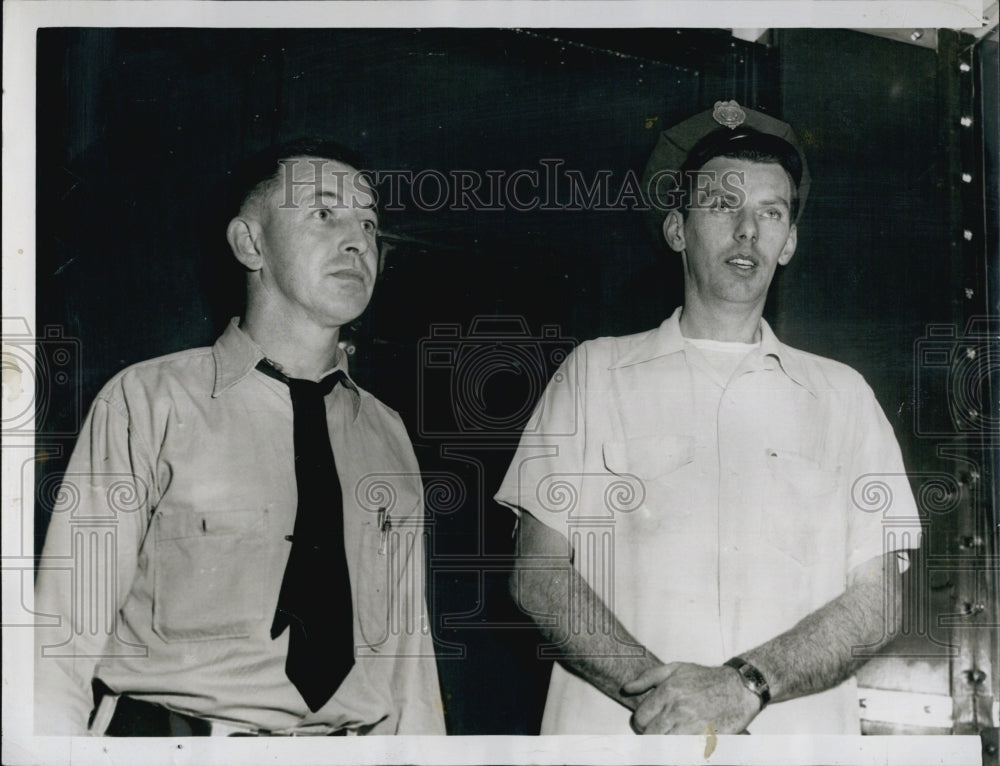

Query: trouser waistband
[90,684,350,736]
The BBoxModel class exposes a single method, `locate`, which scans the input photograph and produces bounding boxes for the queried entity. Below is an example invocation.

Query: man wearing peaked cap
[496,101,921,734]
[642,99,811,229]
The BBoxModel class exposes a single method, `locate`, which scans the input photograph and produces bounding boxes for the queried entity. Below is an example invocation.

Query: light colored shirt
[495,307,922,735]
[35,319,445,735]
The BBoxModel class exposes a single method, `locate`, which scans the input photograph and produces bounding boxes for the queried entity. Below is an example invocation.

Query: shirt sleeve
[34,392,154,735]
[493,344,589,537]
[844,380,924,575]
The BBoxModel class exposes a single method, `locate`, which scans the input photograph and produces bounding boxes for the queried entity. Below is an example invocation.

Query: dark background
[33,28,997,735]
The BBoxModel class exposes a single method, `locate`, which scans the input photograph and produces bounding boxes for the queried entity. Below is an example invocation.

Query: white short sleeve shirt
[495,307,922,734]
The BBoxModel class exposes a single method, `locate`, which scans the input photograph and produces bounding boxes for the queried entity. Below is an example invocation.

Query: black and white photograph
[2,2,997,764]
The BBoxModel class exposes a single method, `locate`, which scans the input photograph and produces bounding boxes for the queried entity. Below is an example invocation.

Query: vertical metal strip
[969,30,1000,766]
[940,28,998,762]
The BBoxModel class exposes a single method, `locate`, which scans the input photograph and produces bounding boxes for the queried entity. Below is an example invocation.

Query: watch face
[725,657,770,708]
[739,666,765,693]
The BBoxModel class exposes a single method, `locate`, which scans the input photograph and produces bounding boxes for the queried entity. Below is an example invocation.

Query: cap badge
[713,100,746,130]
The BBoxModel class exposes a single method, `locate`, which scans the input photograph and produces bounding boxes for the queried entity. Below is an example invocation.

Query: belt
[94,692,349,737]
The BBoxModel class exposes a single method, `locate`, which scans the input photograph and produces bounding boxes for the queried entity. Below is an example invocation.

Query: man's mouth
[726,255,757,271]
[332,269,367,283]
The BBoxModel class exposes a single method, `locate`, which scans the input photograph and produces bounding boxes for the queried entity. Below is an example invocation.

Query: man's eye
[313,208,331,221]
[762,208,784,220]
[361,220,377,233]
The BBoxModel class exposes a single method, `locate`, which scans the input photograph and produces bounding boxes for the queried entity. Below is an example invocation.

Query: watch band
[724,657,771,710]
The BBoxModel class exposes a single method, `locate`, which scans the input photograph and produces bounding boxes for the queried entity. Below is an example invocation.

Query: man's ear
[778,223,797,266]
[662,210,686,253]
[226,216,263,271]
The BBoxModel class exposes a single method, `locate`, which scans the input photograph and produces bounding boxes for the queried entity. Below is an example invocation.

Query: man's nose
[339,217,370,255]
[734,209,758,242]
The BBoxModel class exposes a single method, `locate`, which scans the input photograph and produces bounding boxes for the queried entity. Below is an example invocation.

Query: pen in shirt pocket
[377,506,391,554]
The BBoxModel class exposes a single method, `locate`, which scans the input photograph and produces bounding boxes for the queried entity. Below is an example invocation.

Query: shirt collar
[611,306,815,395]
[611,307,687,369]
[211,318,362,413]
[756,317,815,395]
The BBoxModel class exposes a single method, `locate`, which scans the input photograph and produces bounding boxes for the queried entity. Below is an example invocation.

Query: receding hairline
[238,154,373,220]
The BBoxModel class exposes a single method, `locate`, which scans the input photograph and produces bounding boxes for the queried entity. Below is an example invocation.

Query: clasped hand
[621,662,760,735]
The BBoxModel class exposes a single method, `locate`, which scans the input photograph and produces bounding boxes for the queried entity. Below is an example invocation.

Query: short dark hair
[228,137,368,219]
[680,128,802,221]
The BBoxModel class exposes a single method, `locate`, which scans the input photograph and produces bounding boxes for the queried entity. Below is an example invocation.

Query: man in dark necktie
[35,139,445,736]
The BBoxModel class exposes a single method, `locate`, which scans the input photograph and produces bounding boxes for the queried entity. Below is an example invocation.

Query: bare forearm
[743,555,902,703]
[511,564,661,709]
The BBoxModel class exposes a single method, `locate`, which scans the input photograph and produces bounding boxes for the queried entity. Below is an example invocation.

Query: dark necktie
[256,359,355,712]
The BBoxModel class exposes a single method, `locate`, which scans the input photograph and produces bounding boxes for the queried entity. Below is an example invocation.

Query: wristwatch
[724,657,771,711]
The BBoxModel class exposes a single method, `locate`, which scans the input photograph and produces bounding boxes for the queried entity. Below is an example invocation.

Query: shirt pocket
[600,434,694,525]
[152,509,268,642]
[762,448,841,566]
[355,488,422,652]
[602,434,695,480]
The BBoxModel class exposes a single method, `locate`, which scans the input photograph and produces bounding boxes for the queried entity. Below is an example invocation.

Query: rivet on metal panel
[963,601,985,617]
[958,534,983,549]
[964,668,986,685]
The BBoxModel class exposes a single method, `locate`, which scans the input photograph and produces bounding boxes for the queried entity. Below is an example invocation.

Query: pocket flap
[155,509,266,541]
[765,449,840,496]
[354,473,423,524]
[603,434,694,480]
